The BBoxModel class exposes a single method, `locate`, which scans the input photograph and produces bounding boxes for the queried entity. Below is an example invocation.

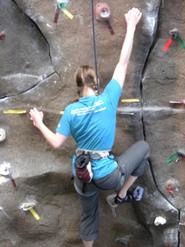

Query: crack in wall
[118,106,185,114]
[139,1,181,246]
[0,71,56,101]
[12,0,53,67]
[89,0,180,244]
[89,0,180,245]
[0,0,63,101]
[13,0,63,83]
[0,0,61,100]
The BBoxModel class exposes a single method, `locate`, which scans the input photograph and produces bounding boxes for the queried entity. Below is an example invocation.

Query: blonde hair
[75,65,97,96]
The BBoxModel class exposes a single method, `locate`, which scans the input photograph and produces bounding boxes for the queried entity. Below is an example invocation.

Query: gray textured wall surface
[0,0,185,246]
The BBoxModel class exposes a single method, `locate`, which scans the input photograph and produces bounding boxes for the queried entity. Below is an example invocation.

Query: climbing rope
[90,0,99,93]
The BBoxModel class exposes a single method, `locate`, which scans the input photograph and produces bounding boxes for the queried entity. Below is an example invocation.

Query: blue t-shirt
[56,79,122,179]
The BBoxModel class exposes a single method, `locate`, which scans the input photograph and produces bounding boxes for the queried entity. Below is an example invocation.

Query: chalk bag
[75,153,93,183]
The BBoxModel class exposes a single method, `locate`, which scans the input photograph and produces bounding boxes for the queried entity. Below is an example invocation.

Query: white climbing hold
[0,162,12,177]
[154,216,167,226]
[0,128,6,142]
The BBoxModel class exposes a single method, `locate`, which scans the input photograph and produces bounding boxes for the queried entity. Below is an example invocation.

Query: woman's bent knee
[137,140,150,158]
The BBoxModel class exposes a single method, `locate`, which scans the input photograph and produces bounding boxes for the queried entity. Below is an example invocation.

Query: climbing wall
[0,0,185,246]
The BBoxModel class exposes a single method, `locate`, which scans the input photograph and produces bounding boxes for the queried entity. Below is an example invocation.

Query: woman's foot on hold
[106,186,144,208]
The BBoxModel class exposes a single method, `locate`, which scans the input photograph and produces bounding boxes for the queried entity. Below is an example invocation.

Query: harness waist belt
[76,149,110,160]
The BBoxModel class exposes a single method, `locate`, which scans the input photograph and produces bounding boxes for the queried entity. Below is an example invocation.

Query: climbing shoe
[132,186,144,201]
[106,186,144,217]
[115,186,144,204]
[107,186,144,207]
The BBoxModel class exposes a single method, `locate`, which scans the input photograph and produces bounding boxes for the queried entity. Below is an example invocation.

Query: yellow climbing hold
[61,8,74,19]
[121,99,140,103]
[3,109,27,114]
[29,208,41,221]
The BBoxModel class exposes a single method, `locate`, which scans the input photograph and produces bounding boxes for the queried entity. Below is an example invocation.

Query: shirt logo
[71,100,106,116]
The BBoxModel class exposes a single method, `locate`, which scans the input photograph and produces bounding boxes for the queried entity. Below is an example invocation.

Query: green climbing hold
[57,0,69,9]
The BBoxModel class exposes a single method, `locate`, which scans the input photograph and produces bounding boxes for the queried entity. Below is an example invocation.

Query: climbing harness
[75,150,110,183]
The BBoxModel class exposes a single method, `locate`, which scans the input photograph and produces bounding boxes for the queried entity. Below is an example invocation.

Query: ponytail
[75,65,97,97]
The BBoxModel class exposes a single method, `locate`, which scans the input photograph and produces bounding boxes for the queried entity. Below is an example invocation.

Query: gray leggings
[74,140,150,241]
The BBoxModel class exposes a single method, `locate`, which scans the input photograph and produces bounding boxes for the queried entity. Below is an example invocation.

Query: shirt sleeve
[56,107,71,137]
[102,79,122,109]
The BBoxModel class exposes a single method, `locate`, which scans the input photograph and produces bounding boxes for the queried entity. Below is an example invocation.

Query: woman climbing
[29,7,149,247]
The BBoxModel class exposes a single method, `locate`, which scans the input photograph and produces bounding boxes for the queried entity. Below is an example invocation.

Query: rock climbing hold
[61,8,74,20]
[169,28,185,49]
[0,162,12,177]
[95,2,111,21]
[54,0,73,23]
[57,0,69,9]
[163,38,173,52]
[0,31,5,40]
[165,151,179,165]
[19,197,40,221]
[165,149,185,165]
[95,2,114,35]
[163,28,185,52]
[0,128,6,142]
[166,183,175,196]
[154,216,167,226]
[169,99,185,107]
[165,178,179,197]
[0,162,16,188]
[169,28,179,39]
[3,109,27,114]
[121,98,140,103]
